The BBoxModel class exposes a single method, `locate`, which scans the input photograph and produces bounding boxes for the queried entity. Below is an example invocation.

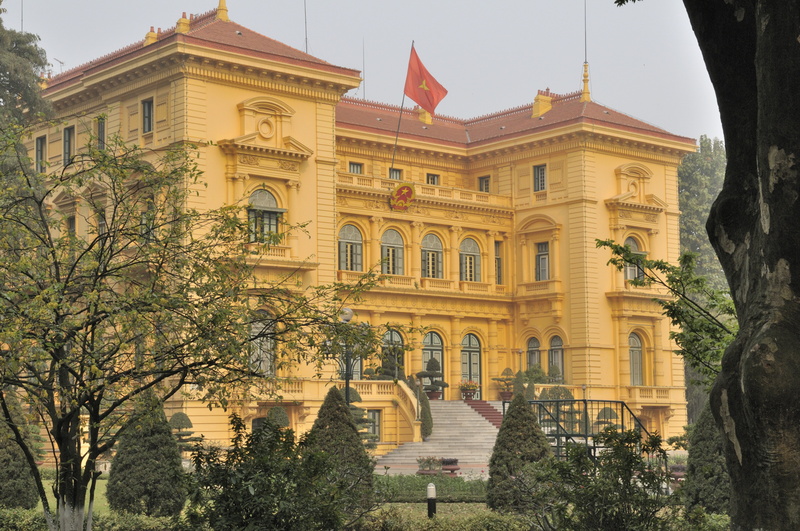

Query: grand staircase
[375,400,502,475]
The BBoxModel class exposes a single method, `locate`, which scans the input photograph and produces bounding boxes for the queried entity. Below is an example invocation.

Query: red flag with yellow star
[404,46,448,114]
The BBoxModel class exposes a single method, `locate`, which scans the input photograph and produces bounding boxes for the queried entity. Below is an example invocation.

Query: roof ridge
[465,104,531,125]
[341,97,465,124]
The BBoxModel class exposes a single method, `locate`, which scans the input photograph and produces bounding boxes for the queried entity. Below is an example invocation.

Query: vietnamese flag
[404,46,448,115]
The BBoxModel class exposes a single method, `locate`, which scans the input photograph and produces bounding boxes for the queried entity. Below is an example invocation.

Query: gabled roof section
[44,7,359,94]
[336,89,695,149]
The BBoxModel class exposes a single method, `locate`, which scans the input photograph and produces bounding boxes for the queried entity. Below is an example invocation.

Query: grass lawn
[36,478,109,516]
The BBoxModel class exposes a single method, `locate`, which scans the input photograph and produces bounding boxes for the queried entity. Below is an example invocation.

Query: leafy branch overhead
[597,239,736,384]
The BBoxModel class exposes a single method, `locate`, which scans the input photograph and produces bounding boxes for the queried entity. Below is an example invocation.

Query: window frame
[421,233,444,279]
[494,240,503,285]
[348,161,364,174]
[389,168,402,180]
[535,242,550,281]
[459,238,481,282]
[35,135,47,173]
[247,190,284,244]
[548,336,564,383]
[527,337,541,369]
[63,126,75,165]
[142,98,154,134]
[478,176,490,193]
[250,313,276,377]
[624,237,646,281]
[367,409,381,440]
[381,229,405,275]
[96,117,106,149]
[533,164,547,192]
[338,224,364,271]
[426,173,440,185]
[629,333,644,386]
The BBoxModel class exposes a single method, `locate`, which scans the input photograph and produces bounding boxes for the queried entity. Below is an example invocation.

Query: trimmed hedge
[375,474,486,503]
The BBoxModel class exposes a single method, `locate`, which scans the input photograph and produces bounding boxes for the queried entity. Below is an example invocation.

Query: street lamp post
[340,307,354,406]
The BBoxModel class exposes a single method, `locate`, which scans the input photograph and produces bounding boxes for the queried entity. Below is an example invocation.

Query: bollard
[427,482,437,518]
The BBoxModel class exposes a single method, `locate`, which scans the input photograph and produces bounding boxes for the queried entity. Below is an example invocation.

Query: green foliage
[191,414,345,530]
[92,512,192,531]
[598,240,736,386]
[375,474,486,503]
[537,386,574,400]
[492,368,515,392]
[0,507,47,531]
[516,429,673,530]
[512,371,525,397]
[417,357,448,392]
[683,404,730,515]
[0,398,38,509]
[0,3,50,125]
[487,394,552,511]
[678,136,727,290]
[362,504,527,531]
[266,406,290,427]
[106,398,186,517]
[168,412,202,453]
[525,364,548,384]
[303,387,375,521]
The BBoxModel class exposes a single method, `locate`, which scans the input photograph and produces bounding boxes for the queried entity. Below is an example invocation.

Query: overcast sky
[4,0,722,143]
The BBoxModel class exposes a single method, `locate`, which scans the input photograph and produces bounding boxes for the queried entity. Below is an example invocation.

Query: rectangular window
[422,249,443,279]
[35,135,46,173]
[478,176,490,193]
[248,210,281,243]
[535,242,549,281]
[460,254,477,282]
[96,117,106,149]
[63,126,74,164]
[494,241,503,285]
[339,241,363,271]
[367,410,381,440]
[142,99,154,134]
[96,208,107,236]
[389,168,402,180]
[65,215,76,237]
[381,246,404,275]
[426,173,440,185]
[533,164,547,192]
[349,162,363,174]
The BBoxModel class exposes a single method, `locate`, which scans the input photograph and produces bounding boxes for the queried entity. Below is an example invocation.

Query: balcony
[625,386,681,405]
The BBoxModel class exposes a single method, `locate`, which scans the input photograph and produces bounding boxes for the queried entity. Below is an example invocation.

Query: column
[449,316,461,400]
[488,319,499,385]
[369,216,383,271]
[411,221,424,278]
[449,226,462,282]
[285,181,300,258]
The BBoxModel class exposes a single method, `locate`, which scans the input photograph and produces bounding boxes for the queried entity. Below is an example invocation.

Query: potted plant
[416,456,442,475]
[458,380,480,400]
[416,357,448,400]
[492,368,515,400]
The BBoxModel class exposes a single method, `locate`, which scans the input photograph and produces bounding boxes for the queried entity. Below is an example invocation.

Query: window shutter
[396,245,404,275]
[353,242,362,271]
[459,253,466,281]
[474,255,481,281]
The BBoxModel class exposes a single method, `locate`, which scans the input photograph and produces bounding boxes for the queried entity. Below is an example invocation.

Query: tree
[678,135,728,422]
[0,0,49,125]
[487,393,551,511]
[191,415,343,530]
[106,395,186,517]
[168,412,202,453]
[0,129,378,531]
[302,386,375,524]
[613,1,800,527]
[516,429,673,531]
[682,404,730,516]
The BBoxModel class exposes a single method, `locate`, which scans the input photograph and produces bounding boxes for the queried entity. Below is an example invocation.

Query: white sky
[4,0,722,142]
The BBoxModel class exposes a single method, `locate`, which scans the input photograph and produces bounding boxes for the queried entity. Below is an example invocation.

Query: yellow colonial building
[35,3,693,453]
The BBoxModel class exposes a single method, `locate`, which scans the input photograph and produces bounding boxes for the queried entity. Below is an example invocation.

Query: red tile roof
[44,8,359,94]
[336,91,695,148]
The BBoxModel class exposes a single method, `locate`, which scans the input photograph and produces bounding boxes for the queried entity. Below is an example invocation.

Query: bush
[516,429,674,530]
[375,474,486,503]
[408,377,433,439]
[487,394,551,511]
[682,404,730,514]
[361,504,527,531]
[0,412,39,509]
[191,414,344,530]
[106,396,187,517]
[93,512,191,531]
[303,386,375,522]
[266,406,290,427]
[417,357,448,393]
[168,412,202,453]
[0,507,47,531]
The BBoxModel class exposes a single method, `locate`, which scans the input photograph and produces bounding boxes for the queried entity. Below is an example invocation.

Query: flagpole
[390,41,415,178]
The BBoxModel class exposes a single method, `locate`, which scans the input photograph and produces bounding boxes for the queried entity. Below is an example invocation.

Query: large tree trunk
[684,0,800,528]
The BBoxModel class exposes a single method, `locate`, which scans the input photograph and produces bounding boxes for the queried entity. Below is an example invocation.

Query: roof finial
[217,0,230,21]
[176,12,190,34]
[144,26,158,46]
[580,62,591,103]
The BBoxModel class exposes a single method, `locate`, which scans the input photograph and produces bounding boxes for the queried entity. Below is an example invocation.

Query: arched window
[250,312,275,376]
[422,332,444,398]
[527,337,541,369]
[629,333,643,386]
[459,238,481,282]
[548,336,564,383]
[624,237,646,281]
[380,329,404,380]
[461,334,481,397]
[421,233,443,279]
[338,224,363,271]
[381,229,404,275]
[248,190,284,243]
